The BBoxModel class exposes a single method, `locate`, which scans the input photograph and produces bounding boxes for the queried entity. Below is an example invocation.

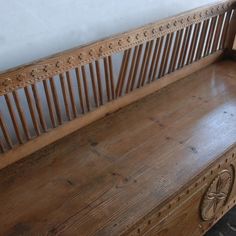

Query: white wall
[0,0,217,71]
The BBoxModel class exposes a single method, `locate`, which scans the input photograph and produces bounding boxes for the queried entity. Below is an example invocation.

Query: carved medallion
[200,167,234,221]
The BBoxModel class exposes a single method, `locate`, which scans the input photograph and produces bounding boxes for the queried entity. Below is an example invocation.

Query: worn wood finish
[12,91,31,140]
[0,1,235,92]
[225,7,236,58]
[66,71,78,118]
[0,3,235,234]
[50,77,63,125]
[24,86,41,136]
[0,51,223,168]
[0,0,234,162]
[4,94,24,144]
[133,149,236,236]
[0,60,235,236]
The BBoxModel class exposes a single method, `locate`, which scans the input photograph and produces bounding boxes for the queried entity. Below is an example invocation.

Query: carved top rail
[0,0,235,96]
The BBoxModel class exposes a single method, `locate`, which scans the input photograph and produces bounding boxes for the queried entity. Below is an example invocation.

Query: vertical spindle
[116,49,131,96]
[4,94,24,144]
[95,61,103,106]
[66,71,78,117]
[81,66,90,112]
[75,68,85,113]
[0,112,13,148]
[160,33,174,77]
[212,14,224,52]
[12,91,31,140]
[141,40,154,86]
[24,86,41,136]
[126,46,138,93]
[31,84,47,131]
[103,57,111,102]
[179,25,193,68]
[49,77,63,125]
[89,63,99,107]
[169,29,183,73]
[152,36,164,80]
[189,23,201,63]
[43,80,56,128]
[220,11,232,49]
[108,56,115,99]
[137,42,150,87]
[59,74,72,121]
[147,38,160,83]
[204,16,217,56]
[130,44,143,90]
[196,20,210,60]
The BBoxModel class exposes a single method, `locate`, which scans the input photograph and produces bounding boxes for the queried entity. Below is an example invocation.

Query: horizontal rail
[0,0,235,95]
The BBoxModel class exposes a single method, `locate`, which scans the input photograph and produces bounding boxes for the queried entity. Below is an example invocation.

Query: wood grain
[0,60,235,236]
[0,51,223,168]
[0,0,235,95]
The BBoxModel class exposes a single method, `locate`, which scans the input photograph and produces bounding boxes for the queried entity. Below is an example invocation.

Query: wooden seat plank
[0,60,236,236]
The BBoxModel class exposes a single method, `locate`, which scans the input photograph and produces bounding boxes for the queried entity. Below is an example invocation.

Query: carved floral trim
[200,167,234,221]
[124,146,236,236]
[0,1,235,96]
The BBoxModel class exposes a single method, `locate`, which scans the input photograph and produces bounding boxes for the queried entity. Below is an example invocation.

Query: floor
[206,206,236,236]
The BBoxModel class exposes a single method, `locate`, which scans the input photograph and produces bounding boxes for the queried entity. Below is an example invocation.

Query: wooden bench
[0,1,236,235]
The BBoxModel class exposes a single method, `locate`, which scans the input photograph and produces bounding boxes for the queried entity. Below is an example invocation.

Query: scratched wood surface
[0,60,235,235]
[0,0,235,170]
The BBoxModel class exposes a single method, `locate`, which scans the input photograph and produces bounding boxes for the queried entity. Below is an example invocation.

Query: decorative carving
[78,53,83,60]
[89,49,94,56]
[56,61,62,68]
[43,65,49,72]
[31,69,38,77]
[16,74,25,81]
[67,56,75,64]
[2,78,12,86]
[200,167,234,221]
[125,148,236,236]
[0,0,235,95]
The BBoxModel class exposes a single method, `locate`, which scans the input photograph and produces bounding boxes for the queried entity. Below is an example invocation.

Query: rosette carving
[200,167,234,221]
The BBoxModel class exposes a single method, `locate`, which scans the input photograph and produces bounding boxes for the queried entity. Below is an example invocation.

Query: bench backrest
[0,0,235,169]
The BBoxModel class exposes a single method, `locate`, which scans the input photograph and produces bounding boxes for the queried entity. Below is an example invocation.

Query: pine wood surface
[0,60,235,235]
[0,0,235,171]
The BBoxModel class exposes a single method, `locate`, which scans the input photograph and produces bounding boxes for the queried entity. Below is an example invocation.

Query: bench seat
[0,60,236,236]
